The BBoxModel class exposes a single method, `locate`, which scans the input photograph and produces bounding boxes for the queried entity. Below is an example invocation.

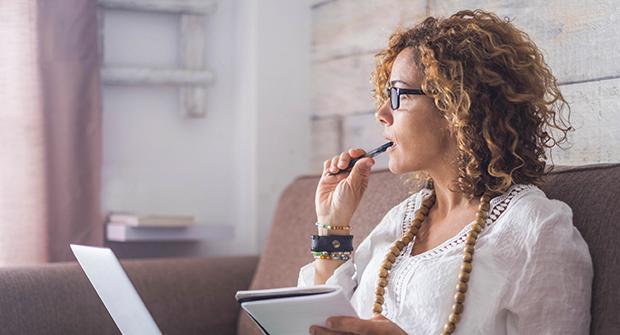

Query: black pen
[328,141,394,176]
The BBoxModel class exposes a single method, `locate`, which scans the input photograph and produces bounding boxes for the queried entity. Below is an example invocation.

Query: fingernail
[309,326,315,335]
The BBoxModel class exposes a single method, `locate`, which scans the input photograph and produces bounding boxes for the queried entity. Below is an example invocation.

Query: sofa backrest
[0,256,258,335]
[238,163,620,335]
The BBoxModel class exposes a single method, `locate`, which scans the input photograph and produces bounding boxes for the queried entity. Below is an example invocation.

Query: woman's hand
[315,148,375,227]
[309,314,407,335]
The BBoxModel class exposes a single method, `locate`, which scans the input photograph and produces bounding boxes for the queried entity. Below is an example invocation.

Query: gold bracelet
[315,222,351,231]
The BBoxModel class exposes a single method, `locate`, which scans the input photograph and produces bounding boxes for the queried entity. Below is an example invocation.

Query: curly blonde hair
[372,9,572,197]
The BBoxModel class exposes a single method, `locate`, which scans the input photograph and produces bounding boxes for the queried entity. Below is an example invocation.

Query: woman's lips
[386,143,397,152]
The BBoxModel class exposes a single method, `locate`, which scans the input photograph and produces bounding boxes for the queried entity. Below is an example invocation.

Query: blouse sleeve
[296,198,407,301]
[503,197,593,335]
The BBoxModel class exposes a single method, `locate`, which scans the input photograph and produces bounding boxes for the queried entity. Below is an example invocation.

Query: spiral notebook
[235,285,358,335]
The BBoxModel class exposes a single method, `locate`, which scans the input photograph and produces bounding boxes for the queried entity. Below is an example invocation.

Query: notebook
[236,285,358,335]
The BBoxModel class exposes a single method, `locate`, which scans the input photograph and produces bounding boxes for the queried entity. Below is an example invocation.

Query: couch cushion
[238,163,620,335]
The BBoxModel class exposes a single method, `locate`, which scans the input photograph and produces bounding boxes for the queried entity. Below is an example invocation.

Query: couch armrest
[0,255,259,335]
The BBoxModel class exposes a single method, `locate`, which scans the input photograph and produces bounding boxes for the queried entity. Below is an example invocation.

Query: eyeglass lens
[389,87,399,110]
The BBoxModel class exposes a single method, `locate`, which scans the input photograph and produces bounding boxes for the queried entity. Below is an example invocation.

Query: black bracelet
[311,235,353,252]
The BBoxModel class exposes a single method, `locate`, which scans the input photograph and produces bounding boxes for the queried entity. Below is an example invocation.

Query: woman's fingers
[330,155,340,174]
[338,152,352,170]
[322,159,332,176]
[348,148,366,158]
[309,326,353,335]
[325,149,365,175]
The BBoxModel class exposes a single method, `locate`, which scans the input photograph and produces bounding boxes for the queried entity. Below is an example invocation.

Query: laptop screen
[71,244,162,335]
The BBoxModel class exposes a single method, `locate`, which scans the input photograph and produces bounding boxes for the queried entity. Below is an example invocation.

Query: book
[107,213,196,227]
[105,222,234,242]
[235,285,358,335]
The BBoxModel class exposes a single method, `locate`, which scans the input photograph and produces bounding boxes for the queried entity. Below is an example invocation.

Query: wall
[309,0,620,172]
[101,0,311,257]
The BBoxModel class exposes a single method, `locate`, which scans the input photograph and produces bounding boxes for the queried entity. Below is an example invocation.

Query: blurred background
[1,0,618,266]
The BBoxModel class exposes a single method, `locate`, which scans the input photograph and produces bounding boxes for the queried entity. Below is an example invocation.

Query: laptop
[70,244,162,335]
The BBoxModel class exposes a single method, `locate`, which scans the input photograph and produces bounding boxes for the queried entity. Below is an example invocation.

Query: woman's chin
[388,156,419,174]
[388,159,404,174]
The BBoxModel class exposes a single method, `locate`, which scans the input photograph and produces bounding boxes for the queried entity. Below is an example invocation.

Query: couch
[0,164,618,334]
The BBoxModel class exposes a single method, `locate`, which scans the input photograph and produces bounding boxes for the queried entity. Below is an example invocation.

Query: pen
[328,141,394,176]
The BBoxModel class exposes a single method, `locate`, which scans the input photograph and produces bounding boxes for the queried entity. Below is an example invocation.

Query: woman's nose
[375,101,393,126]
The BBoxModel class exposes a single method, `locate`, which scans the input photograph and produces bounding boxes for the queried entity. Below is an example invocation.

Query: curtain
[0,0,102,265]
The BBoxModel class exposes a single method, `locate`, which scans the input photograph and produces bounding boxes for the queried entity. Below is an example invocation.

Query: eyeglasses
[386,86,425,110]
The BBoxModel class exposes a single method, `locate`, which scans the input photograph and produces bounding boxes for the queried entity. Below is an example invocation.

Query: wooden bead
[390,245,401,256]
[377,278,387,288]
[417,206,428,214]
[480,201,490,212]
[458,271,470,283]
[375,295,384,305]
[401,235,412,245]
[375,286,385,296]
[463,252,473,262]
[394,240,405,250]
[471,223,482,233]
[476,212,487,221]
[382,262,393,270]
[465,235,476,246]
[461,262,472,273]
[443,322,456,334]
[452,302,464,314]
[456,282,468,293]
[378,267,389,278]
[373,304,382,314]
[449,313,460,324]
[468,230,479,239]
[386,253,396,263]
[454,292,465,303]
[464,245,475,255]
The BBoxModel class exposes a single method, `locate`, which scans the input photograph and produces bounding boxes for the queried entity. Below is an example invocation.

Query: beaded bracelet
[314,222,351,231]
[312,251,352,261]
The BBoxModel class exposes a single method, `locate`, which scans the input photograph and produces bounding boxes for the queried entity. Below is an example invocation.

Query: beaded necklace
[373,181,492,335]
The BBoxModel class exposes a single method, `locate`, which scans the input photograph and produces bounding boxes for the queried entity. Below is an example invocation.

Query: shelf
[106,223,234,242]
[98,0,216,14]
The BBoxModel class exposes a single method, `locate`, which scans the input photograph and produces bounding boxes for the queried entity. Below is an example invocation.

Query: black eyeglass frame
[386,86,425,110]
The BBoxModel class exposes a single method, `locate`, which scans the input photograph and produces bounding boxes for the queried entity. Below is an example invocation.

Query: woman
[299,10,593,335]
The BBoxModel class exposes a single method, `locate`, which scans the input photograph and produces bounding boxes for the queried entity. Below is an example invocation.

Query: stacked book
[108,214,196,227]
[106,213,199,242]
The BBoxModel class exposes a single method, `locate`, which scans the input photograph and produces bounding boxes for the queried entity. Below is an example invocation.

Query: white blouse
[298,184,593,334]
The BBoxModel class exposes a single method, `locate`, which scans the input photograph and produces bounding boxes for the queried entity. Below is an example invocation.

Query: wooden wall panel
[312,0,427,62]
[312,53,377,117]
[310,116,342,173]
[428,0,620,84]
[550,78,620,165]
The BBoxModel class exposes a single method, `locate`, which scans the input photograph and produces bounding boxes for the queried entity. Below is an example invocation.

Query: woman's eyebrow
[390,79,414,87]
